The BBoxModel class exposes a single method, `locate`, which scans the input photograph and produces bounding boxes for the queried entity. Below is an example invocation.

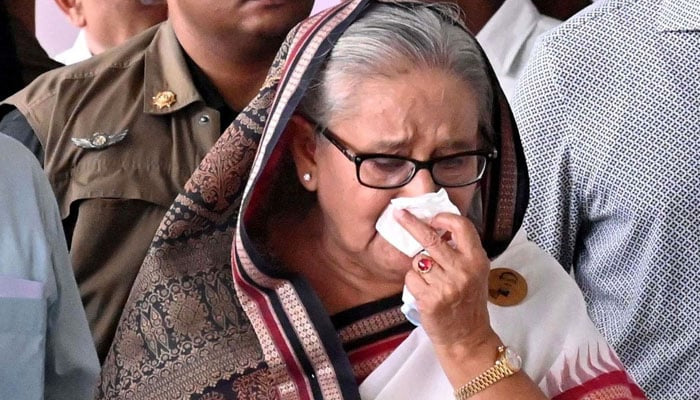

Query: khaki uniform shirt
[2,22,226,361]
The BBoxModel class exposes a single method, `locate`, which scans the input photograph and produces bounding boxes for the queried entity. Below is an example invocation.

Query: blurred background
[36,0,341,57]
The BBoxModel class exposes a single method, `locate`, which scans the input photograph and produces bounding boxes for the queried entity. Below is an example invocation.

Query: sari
[99,1,645,399]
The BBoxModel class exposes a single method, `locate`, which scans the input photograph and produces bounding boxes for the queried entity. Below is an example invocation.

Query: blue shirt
[0,134,99,399]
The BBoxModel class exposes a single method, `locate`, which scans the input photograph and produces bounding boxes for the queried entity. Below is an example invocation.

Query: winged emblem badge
[71,129,128,150]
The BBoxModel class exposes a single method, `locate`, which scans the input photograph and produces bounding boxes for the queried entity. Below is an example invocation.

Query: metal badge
[152,90,177,109]
[71,129,128,150]
[488,267,528,307]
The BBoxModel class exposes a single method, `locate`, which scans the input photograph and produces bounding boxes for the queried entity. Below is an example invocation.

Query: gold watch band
[454,346,521,399]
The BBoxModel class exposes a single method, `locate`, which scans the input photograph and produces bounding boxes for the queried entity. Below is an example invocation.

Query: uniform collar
[656,0,700,32]
[183,48,238,130]
[476,0,544,74]
[143,21,203,115]
[183,50,228,113]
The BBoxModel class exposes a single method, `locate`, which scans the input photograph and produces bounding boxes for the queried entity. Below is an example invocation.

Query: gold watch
[454,346,522,399]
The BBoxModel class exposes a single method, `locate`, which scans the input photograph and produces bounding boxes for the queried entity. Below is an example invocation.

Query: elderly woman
[99,1,645,399]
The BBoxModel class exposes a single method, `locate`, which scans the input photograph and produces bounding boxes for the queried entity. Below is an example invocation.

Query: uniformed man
[0,0,314,362]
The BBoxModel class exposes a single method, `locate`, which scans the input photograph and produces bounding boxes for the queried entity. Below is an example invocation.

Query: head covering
[99,1,528,398]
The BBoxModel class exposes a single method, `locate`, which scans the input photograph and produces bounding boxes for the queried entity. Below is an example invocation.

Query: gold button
[488,268,527,307]
[152,90,177,109]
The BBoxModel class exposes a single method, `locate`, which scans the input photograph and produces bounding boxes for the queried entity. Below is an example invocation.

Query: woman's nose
[399,169,439,197]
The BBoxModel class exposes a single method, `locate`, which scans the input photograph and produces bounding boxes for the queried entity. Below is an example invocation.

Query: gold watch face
[503,347,522,372]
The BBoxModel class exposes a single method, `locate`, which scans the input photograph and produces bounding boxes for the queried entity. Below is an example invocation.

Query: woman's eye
[438,156,468,169]
[367,158,408,172]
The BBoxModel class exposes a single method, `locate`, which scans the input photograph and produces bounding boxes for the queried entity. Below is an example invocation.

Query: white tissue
[375,188,460,257]
[375,189,461,326]
[400,286,421,326]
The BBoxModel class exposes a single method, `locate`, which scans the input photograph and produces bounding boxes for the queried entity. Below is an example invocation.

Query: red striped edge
[347,332,411,365]
[245,0,363,211]
[552,371,647,400]
[285,5,337,73]
[231,248,313,400]
[232,2,368,399]
[276,0,360,111]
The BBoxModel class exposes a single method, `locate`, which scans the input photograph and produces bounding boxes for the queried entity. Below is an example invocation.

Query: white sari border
[359,230,643,399]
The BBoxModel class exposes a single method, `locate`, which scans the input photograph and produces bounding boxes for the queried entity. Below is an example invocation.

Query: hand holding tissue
[375,189,460,257]
[375,189,461,325]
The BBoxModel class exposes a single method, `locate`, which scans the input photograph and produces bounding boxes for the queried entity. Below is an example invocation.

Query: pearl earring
[303,173,312,182]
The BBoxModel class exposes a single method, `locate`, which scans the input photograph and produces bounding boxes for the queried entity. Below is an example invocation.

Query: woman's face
[310,67,484,282]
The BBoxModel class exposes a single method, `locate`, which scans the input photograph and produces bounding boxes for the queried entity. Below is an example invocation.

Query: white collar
[476,0,544,73]
[53,29,92,65]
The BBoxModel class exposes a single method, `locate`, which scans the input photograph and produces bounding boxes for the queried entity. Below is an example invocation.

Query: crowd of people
[0,0,697,399]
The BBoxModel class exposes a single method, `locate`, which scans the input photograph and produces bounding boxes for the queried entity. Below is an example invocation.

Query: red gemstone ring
[417,257,434,274]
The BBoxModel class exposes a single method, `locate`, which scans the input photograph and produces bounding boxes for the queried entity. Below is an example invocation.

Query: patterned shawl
[98,1,527,398]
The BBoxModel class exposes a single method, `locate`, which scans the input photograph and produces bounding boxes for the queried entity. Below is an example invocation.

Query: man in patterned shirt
[514,0,699,398]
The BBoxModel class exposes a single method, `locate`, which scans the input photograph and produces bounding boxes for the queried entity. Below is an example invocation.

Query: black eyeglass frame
[307,118,498,190]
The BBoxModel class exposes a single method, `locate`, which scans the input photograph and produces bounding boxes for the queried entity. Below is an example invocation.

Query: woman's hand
[393,209,547,399]
[394,209,504,383]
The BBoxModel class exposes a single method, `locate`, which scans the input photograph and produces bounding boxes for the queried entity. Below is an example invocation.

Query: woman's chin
[375,242,414,275]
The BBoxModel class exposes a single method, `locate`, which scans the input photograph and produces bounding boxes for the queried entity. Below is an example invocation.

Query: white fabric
[53,30,92,65]
[399,286,422,326]
[359,230,625,399]
[475,0,559,102]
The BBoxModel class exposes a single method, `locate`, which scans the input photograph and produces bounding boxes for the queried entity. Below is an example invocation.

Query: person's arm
[0,136,98,399]
[397,210,547,400]
[0,108,44,165]
[31,144,100,400]
[0,111,79,245]
[512,38,580,272]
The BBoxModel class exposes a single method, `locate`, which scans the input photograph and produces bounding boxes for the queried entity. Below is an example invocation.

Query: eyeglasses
[307,118,498,189]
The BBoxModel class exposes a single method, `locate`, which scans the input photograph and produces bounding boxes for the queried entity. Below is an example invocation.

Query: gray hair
[299,2,494,138]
